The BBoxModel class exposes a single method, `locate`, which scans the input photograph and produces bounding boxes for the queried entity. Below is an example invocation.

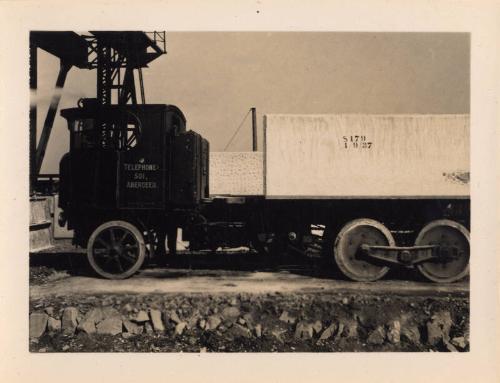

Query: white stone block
[209,152,264,196]
[264,114,469,199]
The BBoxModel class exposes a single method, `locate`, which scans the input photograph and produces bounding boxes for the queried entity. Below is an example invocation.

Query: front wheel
[87,220,146,279]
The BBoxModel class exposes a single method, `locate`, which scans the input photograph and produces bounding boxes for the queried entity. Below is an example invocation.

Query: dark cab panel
[59,103,208,216]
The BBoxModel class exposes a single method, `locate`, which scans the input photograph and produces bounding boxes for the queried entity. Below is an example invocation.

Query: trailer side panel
[264,114,469,199]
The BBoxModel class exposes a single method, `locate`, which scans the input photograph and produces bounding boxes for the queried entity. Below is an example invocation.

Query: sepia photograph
[28,31,470,353]
[0,1,498,383]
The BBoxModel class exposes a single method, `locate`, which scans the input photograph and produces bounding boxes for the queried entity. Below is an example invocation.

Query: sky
[35,32,470,173]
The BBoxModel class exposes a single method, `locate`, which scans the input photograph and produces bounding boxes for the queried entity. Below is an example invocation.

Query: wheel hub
[109,245,123,257]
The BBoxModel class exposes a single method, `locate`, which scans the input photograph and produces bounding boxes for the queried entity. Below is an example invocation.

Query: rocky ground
[29,287,469,352]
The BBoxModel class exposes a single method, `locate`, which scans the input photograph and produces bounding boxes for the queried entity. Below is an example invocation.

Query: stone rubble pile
[29,296,470,351]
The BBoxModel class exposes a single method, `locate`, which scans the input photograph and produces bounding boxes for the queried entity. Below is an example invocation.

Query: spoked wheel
[334,218,394,282]
[415,219,469,283]
[87,220,146,279]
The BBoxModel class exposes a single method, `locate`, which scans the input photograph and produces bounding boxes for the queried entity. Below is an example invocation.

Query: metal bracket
[361,244,438,266]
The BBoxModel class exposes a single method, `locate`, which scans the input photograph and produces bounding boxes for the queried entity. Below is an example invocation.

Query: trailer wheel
[334,219,394,282]
[87,220,146,279]
[415,219,469,283]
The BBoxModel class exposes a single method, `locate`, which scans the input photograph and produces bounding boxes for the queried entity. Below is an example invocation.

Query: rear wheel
[87,220,146,279]
[415,219,469,283]
[334,218,394,282]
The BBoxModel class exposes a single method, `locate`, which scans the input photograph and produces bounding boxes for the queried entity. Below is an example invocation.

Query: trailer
[190,113,470,283]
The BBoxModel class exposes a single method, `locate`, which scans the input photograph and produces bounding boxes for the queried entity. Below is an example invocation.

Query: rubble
[122,303,133,313]
[123,319,143,335]
[76,308,102,334]
[122,332,133,339]
[340,318,358,339]
[271,328,287,343]
[29,313,48,339]
[150,309,165,333]
[279,311,297,324]
[295,321,314,340]
[96,317,123,335]
[47,317,61,332]
[187,313,200,329]
[168,311,182,324]
[174,322,187,336]
[221,306,240,320]
[131,310,149,323]
[243,312,256,329]
[61,307,79,335]
[426,311,453,346]
[229,297,239,306]
[312,320,322,334]
[78,318,97,335]
[82,308,105,324]
[144,322,154,334]
[198,319,207,330]
[318,323,337,341]
[254,324,262,338]
[386,320,401,344]
[444,340,459,352]
[451,336,467,349]
[401,324,421,345]
[207,314,222,330]
[367,326,386,345]
[102,306,120,319]
[28,291,469,352]
[228,324,252,339]
[397,313,420,344]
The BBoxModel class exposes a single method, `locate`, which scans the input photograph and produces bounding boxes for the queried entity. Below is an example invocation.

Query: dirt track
[30,267,469,300]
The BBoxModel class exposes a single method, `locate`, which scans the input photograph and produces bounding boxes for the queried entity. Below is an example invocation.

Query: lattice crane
[29,31,166,193]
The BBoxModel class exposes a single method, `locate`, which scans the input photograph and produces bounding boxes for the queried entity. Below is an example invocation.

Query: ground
[29,240,470,352]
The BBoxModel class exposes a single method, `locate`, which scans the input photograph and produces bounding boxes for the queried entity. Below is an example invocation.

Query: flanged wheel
[334,218,394,282]
[87,220,146,279]
[415,219,469,283]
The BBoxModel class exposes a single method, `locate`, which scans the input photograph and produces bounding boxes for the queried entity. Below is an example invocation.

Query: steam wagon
[59,101,470,283]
